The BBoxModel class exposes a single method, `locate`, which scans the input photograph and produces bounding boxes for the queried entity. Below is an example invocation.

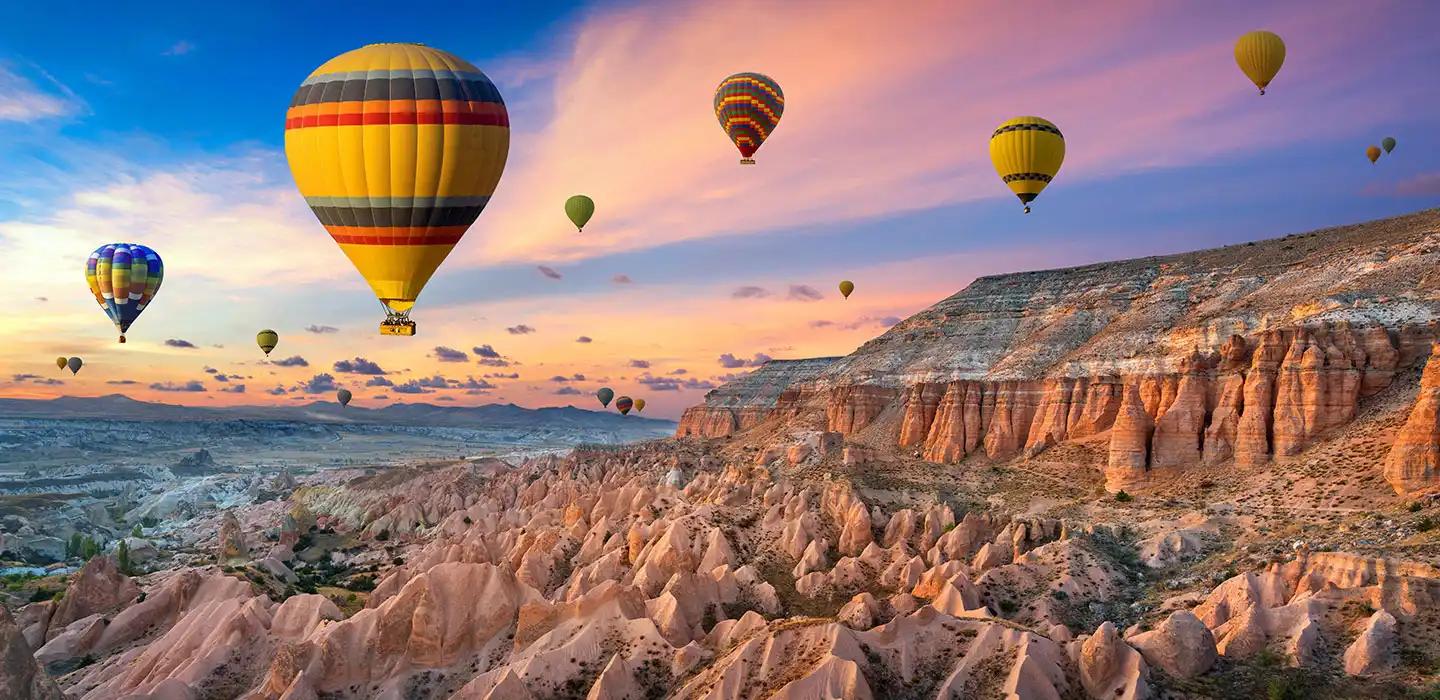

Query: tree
[117,540,132,575]
[67,533,83,560]
[131,524,143,538]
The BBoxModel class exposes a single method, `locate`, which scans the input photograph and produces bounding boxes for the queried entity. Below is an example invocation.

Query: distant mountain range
[0,394,675,431]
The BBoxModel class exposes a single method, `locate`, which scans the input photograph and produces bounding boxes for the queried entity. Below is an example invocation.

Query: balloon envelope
[1367,146,1381,163]
[257,329,279,356]
[56,357,67,370]
[67,357,82,375]
[86,243,163,343]
[336,389,352,407]
[1234,30,1285,94]
[615,396,633,415]
[714,72,783,164]
[990,117,1065,213]
[634,398,646,413]
[565,195,594,232]
[596,387,614,408]
[285,43,510,330]
[1382,137,1396,154]
[839,280,854,298]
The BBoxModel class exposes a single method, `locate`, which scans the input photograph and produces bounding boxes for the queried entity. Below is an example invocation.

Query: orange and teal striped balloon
[714,72,783,165]
[85,243,163,343]
[284,43,509,326]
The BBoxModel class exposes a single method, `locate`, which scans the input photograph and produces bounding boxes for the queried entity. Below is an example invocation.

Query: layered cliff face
[1385,342,1440,497]
[676,357,840,437]
[682,209,1440,492]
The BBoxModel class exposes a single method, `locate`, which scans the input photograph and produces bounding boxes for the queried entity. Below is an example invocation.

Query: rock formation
[1385,341,1440,496]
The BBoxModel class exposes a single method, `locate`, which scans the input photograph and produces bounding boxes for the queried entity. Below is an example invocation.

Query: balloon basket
[380,320,416,336]
[118,335,126,344]
[740,158,755,165]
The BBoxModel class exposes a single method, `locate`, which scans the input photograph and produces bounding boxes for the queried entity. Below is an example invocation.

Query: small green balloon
[1382,136,1396,154]
[565,195,595,232]
[596,387,614,408]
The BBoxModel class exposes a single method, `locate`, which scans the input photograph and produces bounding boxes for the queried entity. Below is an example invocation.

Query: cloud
[392,379,435,394]
[305,324,339,334]
[34,296,46,302]
[472,344,501,359]
[0,64,82,122]
[637,373,716,392]
[537,265,563,280]
[297,373,338,394]
[787,285,823,302]
[266,386,287,395]
[272,355,308,367]
[576,336,593,343]
[162,40,196,56]
[809,320,834,328]
[717,352,772,369]
[813,315,904,330]
[106,379,138,385]
[458,377,495,390]
[612,274,633,284]
[333,357,386,375]
[150,380,206,392]
[731,286,770,299]
[212,374,230,382]
[550,375,572,383]
[433,346,469,363]
[372,394,389,400]
[553,386,582,395]
[11,374,61,385]
[506,324,536,335]
[479,358,512,367]
[203,366,218,374]
[366,376,394,387]
[485,372,520,379]
[669,368,688,375]
[165,338,197,349]
[220,384,246,393]
[1365,172,1440,197]
[11,374,41,381]
[628,359,651,368]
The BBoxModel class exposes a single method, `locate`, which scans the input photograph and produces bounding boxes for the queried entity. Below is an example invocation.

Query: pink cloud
[462,0,1426,267]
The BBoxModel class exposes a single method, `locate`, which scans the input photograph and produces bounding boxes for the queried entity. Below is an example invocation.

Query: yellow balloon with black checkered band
[989,116,1064,214]
[284,43,510,336]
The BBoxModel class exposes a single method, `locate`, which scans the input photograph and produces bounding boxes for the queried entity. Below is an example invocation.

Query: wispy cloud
[576,335,593,343]
[305,324,339,334]
[537,265,562,280]
[165,338,197,349]
[732,286,770,299]
[787,285,823,302]
[718,352,772,369]
[433,346,469,363]
[0,64,83,122]
[506,324,536,335]
[612,274,633,284]
[150,380,206,392]
[333,357,386,375]
[272,355,308,367]
[162,40,196,57]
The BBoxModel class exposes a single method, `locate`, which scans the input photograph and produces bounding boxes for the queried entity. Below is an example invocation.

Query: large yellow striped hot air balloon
[989,117,1065,214]
[1234,31,1285,95]
[284,43,509,336]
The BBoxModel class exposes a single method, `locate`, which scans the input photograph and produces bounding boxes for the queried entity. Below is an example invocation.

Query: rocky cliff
[683,209,1440,493]
[676,357,840,438]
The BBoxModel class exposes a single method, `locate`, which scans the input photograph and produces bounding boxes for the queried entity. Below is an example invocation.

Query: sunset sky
[2,0,1438,419]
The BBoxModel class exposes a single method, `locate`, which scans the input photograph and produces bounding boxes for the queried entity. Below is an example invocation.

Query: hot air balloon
[257,329,279,356]
[1382,137,1397,154]
[990,117,1065,214]
[1367,146,1382,164]
[714,72,783,164]
[839,280,854,299]
[85,243,163,343]
[634,398,646,413]
[55,357,67,371]
[615,396,633,415]
[596,387,614,408]
[565,195,594,232]
[1235,30,1285,95]
[336,389,352,407]
[66,357,82,375]
[285,43,510,337]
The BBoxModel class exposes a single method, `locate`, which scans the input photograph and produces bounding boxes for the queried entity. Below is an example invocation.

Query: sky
[1,0,1438,419]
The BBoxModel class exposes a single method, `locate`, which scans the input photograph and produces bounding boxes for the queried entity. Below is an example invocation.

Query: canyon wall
[679,210,1440,493]
[676,357,839,438]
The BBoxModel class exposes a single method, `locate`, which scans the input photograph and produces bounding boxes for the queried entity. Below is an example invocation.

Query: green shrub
[1114,491,1134,503]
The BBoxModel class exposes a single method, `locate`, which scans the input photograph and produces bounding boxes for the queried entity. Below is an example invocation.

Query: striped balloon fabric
[85,243,163,343]
[284,43,509,322]
[714,72,784,164]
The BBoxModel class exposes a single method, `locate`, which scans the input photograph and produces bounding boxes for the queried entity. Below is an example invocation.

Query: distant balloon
[596,387,614,408]
[256,329,279,356]
[715,72,784,164]
[1367,145,1382,164]
[66,357,82,375]
[55,357,67,371]
[990,117,1065,214]
[336,389,352,407]
[839,280,854,299]
[634,398,646,413]
[615,396,633,415]
[1382,137,1397,154]
[285,43,509,337]
[565,195,595,232]
[86,243,163,343]
[1234,30,1285,95]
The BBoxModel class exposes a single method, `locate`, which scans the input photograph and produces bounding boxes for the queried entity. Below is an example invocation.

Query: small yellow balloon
[1366,145,1381,164]
[1235,30,1285,95]
[256,329,279,356]
[56,356,67,370]
[634,398,647,413]
[839,280,854,299]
